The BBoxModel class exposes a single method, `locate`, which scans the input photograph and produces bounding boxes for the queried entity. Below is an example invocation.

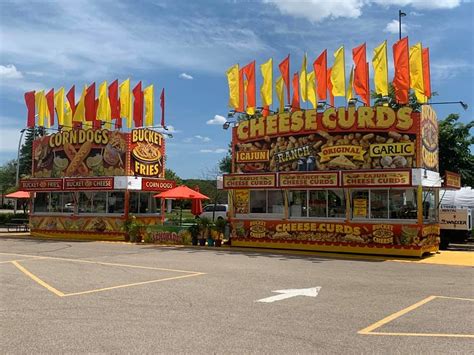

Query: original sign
[342,170,411,187]
[20,178,63,191]
[64,177,114,190]
[279,172,339,188]
[223,174,276,189]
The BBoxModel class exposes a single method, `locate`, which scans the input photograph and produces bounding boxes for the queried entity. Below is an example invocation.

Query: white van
[199,204,228,221]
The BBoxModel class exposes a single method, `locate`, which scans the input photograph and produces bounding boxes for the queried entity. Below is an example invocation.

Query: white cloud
[263,0,364,23]
[179,73,193,80]
[264,0,461,23]
[200,148,228,154]
[206,115,226,125]
[194,135,211,142]
[431,61,474,81]
[155,125,179,134]
[384,19,408,34]
[0,64,23,79]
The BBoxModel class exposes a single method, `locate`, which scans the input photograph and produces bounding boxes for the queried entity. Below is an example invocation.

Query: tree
[438,114,474,186]
[219,144,232,174]
[371,83,436,112]
[19,127,41,178]
[0,160,18,205]
[165,169,183,185]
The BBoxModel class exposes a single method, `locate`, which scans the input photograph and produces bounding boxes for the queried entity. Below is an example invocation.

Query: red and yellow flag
[352,43,370,105]
[279,55,290,103]
[392,37,410,104]
[314,50,327,101]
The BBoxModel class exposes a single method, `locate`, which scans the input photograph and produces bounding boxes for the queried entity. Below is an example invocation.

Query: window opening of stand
[289,189,345,218]
[129,192,160,214]
[351,189,418,220]
[249,190,284,214]
[422,189,437,222]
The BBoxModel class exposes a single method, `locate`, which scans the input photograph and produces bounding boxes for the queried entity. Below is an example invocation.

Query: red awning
[5,191,30,199]
[154,185,209,200]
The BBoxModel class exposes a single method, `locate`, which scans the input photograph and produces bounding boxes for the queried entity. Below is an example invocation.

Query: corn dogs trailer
[20,128,175,240]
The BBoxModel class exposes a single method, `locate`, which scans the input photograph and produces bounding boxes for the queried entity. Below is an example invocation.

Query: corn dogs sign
[31,128,166,178]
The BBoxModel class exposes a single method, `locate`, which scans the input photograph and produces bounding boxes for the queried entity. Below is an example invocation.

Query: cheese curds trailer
[224,105,441,257]
[20,128,175,240]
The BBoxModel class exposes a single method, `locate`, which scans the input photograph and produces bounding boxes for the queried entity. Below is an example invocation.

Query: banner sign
[20,178,63,191]
[64,177,114,190]
[279,172,339,188]
[32,129,127,178]
[419,105,439,171]
[141,178,176,191]
[223,173,276,189]
[444,171,461,189]
[232,107,420,174]
[342,170,411,187]
[129,129,166,177]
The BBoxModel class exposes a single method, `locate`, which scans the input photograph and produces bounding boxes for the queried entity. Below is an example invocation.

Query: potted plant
[214,218,227,247]
[124,216,143,243]
[188,224,200,246]
[197,216,211,246]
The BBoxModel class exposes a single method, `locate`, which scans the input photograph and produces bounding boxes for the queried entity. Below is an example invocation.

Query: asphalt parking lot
[1,238,473,353]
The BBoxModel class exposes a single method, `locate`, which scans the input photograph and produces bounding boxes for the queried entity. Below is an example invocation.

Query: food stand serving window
[129,192,161,214]
[290,189,345,218]
[352,189,418,220]
[249,190,284,215]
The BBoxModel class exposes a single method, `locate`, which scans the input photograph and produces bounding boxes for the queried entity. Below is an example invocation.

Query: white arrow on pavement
[256,287,321,303]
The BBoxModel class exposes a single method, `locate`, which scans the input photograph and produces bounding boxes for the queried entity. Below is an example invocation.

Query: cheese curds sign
[32,128,165,178]
[232,106,438,173]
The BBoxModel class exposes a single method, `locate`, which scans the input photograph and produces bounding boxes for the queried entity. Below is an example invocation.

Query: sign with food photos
[230,220,439,250]
[129,129,166,178]
[231,107,422,174]
[32,129,127,178]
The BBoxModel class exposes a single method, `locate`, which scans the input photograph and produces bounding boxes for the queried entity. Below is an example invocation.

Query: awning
[5,191,30,199]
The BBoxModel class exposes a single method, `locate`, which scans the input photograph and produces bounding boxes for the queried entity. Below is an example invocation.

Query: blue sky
[0,0,473,179]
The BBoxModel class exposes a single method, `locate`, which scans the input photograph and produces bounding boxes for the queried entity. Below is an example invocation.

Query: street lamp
[398,10,407,40]
[14,128,27,214]
[424,101,468,111]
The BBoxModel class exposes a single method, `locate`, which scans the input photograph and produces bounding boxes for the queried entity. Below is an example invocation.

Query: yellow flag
[260,58,272,106]
[409,43,426,103]
[97,81,110,123]
[119,79,131,128]
[144,84,154,127]
[306,71,317,109]
[226,64,240,109]
[299,53,307,102]
[63,101,72,131]
[330,46,346,97]
[35,91,46,127]
[346,66,354,102]
[54,88,65,126]
[372,41,388,96]
[73,85,86,123]
[276,76,284,113]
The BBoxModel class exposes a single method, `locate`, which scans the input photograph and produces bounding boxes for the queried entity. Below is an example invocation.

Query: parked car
[198,204,228,221]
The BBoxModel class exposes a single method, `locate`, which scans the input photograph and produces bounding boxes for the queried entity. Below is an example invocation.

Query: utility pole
[14,128,27,214]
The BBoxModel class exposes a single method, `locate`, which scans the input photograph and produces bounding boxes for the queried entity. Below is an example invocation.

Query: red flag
[25,91,36,128]
[160,88,165,127]
[85,83,96,122]
[327,68,334,107]
[422,47,431,99]
[352,43,370,105]
[45,89,54,127]
[66,86,76,115]
[262,105,270,117]
[237,68,245,112]
[109,80,121,129]
[133,82,143,127]
[392,37,410,104]
[291,72,300,111]
[314,50,327,101]
[109,80,120,119]
[279,55,290,103]
[242,61,256,113]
